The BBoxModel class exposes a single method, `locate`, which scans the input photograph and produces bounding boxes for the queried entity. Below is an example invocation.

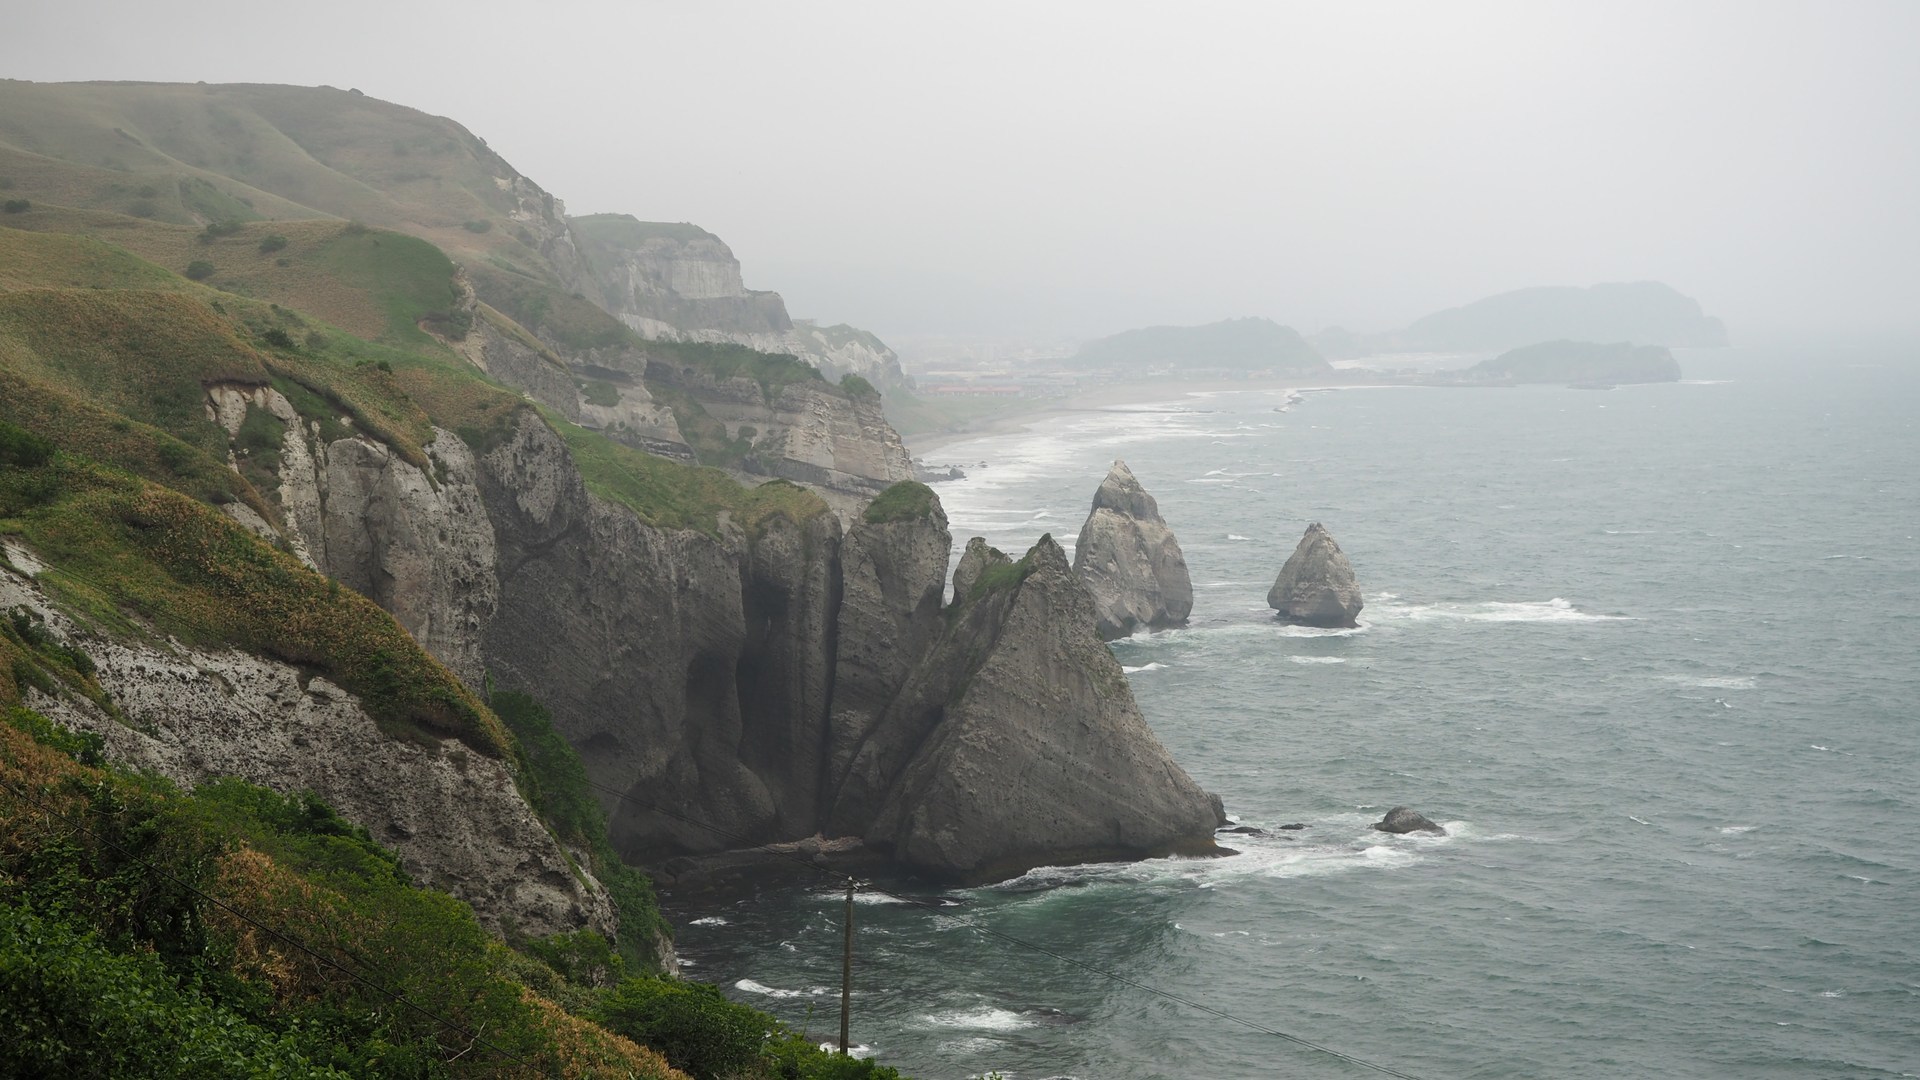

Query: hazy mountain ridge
[1071,316,1330,375]
[1316,281,1729,357]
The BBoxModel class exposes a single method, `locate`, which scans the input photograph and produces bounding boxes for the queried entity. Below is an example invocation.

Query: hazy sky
[6,1,1918,342]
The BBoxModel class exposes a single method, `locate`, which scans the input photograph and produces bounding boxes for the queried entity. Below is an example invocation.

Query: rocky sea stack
[1373,807,1447,835]
[1072,460,1194,640]
[835,533,1222,883]
[1268,523,1365,628]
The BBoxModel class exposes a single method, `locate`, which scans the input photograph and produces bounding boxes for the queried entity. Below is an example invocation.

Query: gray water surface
[667,349,1920,1079]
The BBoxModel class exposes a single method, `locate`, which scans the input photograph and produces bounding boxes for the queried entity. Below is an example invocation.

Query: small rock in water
[1219,825,1268,836]
[1372,806,1446,835]
[1277,822,1309,831]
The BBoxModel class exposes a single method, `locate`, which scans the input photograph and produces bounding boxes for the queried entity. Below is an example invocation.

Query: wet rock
[1072,460,1192,640]
[1268,522,1364,628]
[1372,807,1446,835]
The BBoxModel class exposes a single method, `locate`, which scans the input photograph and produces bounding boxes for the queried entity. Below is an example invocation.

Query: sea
[665,347,1920,1079]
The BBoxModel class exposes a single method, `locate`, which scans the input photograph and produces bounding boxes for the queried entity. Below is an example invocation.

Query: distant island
[1456,340,1682,386]
[1070,317,1331,376]
[1316,282,1728,357]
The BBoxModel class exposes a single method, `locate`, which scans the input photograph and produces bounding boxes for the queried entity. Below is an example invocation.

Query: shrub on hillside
[258,234,289,254]
[462,219,493,233]
[184,260,215,281]
[2,199,30,214]
[0,419,54,468]
[594,977,767,1079]
[198,220,243,241]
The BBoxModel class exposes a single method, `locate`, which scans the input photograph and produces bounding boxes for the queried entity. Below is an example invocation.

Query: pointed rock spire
[1072,460,1193,640]
[1267,522,1363,628]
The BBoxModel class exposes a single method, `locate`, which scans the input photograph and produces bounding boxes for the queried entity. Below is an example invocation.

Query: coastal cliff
[571,214,911,389]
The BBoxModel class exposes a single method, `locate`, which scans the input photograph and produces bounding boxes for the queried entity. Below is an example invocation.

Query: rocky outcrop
[951,537,1011,601]
[825,487,953,831]
[1072,460,1193,639]
[570,214,910,389]
[0,557,613,941]
[1373,807,1446,835]
[841,536,1221,882]
[643,360,913,497]
[473,410,845,858]
[1268,523,1364,628]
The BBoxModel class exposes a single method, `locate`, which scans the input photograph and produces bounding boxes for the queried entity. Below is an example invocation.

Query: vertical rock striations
[1268,522,1364,628]
[841,535,1220,883]
[825,483,953,833]
[1072,460,1193,639]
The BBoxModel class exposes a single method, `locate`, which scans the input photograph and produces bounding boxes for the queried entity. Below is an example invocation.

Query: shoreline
[900,374,1387,457]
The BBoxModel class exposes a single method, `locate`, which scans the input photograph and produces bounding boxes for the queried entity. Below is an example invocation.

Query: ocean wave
[687,916,728,926]
[737,979,828,999]
[926,1007,1036,1032]
[1369,597,1631,624]
[1287,656,1346,665]
[1226,534,1251,541]
[1122,662,1168,674]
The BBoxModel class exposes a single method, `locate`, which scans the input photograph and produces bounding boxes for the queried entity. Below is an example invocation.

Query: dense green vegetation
[0,705,911,1079]
[545,408,828,536]
[863,480,938,525]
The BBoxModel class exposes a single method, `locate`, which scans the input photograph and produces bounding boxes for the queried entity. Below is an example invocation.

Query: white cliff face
[205,386,498,690]
[0,557,614,941]
[571,215,909,387]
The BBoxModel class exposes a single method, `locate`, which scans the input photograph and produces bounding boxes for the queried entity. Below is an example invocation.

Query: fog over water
[6,1,1918,343]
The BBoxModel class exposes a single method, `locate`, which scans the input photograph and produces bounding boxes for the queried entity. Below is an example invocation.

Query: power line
[10,561,1426,1076]
[576,774,1430,1079]
[0,776,554,1078]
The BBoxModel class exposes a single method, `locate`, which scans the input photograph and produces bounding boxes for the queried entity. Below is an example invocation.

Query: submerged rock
[1072,460,1193,640]
[1267,522,1364,628]
[1373,807,1446,835]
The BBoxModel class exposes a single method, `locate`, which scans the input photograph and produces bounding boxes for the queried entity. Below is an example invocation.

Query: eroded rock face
[854,536,1220,883]
[824,493,953,834]
[1072,460,1193,639]
[1373,807,1446,835]
[474,410,847,859]
[0,562,612,941]
[950,537,1010,601]
[1268,522,1364,628]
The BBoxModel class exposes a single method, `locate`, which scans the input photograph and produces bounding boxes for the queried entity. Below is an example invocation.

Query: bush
[839,374,880,401]
[184,260,215,281]
[0,904,352,1080]
[595,977,768,1079]
[462,219,493,233]
[260,328,296,350]
[258,234,289,254]
[198,220,243,241]
[862,480,937,525]
[129,200,159,219]
[3,199,30,214]
[0,419,55,467]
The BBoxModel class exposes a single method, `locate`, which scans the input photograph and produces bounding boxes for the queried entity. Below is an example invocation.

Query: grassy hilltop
[0,79,905,1079]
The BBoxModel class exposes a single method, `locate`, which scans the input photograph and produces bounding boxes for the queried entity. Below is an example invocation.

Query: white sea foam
[926,1008,1036,1032]
[1628,815,1652,825]
[737,979,827,998]
[1226,534,1252,541]
[1287,656,1347,665]
[1718,826,1759,835]
[1122,662,1168,674]
[1660,674,1756,690]
[688,916,728,926]
[1370,596,1630,624]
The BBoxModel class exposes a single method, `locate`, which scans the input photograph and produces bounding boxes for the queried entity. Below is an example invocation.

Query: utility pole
[839,877,855,1054]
